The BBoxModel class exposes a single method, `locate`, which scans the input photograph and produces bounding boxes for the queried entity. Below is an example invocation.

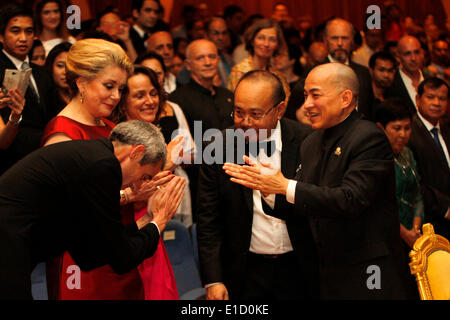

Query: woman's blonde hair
[66,38,134,97]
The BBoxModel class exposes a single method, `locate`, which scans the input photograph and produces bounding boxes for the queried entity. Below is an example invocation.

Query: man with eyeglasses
[196,70,315,300]
[223,63,411,299]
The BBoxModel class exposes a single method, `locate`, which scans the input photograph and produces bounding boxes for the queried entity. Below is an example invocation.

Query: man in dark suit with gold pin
[196,70,317,300]
[224,63,411,299]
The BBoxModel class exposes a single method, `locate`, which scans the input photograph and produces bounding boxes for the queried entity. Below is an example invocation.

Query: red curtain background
[85,0,447,31]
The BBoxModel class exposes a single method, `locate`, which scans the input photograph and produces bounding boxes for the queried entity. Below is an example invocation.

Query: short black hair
[417,77,450,99]
[223,5,243,20]
[135,50,166,74]
[0,3,34,35]
[45,41,72,75]
[132,0,161,13]
[375,98,413,128]
[369,51,397,69]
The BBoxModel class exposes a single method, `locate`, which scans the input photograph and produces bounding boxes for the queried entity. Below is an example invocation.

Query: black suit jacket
[0,139,160,299]
[293,111,409,299]
[196,118,317,299]
[129,27,146,56]
[408,115,450,239]
[0,50,59,174]
[386,71,417,115]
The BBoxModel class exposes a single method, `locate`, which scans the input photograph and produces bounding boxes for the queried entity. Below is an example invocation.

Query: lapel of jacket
[415,116,449,170]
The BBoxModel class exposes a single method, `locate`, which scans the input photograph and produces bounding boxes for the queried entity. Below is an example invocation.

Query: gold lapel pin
[334,147,341,156]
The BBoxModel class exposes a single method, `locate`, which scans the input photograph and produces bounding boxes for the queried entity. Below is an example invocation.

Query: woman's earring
[80,91,85,104]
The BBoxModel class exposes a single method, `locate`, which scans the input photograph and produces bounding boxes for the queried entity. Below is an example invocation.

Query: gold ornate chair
[409,223,450,300]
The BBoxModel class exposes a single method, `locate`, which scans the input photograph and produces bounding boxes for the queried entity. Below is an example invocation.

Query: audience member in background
[386,36,425,115]
[96,8,138,63]
[322,17,374,120]
[29,39,46,66]
[188,19,207,42]
[271,2,292,30]
[173,37,188,59]
[369,51,397,107]
[171,5,197,40]
[273,43,303,90]
[384,3,406,42]
[45,41,72,112]
[352,27,384,68]
[34,0,74,56]
[227,19,290,102]
[408,77,450,241]
[111,66,186,299]
[424,39,449,80]
[0,85,25,150]
[177,16,234,87]
[130,0,162,55]
[134,52,195,225]
[304,41,328,71]
[171,54,184,78]
[223,5,245,53]
[169,39,234,218]
[40,39,146,300]
[0,3,58,175]
[375,98,424,299]
[147,31,176,93]
[375,99,424,247]
[231,14,263,65]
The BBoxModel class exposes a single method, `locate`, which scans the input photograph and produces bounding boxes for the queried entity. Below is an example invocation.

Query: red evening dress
[41,116,144,300]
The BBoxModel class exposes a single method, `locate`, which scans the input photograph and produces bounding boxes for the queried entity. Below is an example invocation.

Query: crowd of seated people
[0,0,449,300]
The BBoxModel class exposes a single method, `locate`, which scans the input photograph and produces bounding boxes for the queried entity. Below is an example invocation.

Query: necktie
[430,127,447,160]
[21,61,39,101]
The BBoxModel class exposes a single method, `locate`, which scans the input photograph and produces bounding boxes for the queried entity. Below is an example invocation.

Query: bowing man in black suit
[224,63,411,299]
[0,3,58,174]
[196,70,317,300]
[408,77,450,240]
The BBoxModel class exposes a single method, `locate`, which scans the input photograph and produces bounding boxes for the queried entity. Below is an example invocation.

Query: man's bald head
[396,35,424,75]
[304,63,359,129]
[185,39,218,60]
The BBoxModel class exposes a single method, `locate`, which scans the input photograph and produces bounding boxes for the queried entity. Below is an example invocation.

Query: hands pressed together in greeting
[222,155,290,196]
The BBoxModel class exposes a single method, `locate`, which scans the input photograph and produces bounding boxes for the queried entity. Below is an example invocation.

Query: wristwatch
[8,113,22,125]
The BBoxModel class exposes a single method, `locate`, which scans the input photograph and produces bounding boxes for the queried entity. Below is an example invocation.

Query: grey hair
[109,120,167,167]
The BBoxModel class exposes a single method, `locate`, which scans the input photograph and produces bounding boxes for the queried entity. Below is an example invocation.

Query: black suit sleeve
[196,162,225,286]
[294,130,393,219]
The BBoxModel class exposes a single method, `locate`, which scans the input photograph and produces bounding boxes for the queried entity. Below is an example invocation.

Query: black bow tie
[245,140,276,158]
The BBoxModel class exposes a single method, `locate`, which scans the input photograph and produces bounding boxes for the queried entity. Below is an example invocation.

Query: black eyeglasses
[231,100,282,121]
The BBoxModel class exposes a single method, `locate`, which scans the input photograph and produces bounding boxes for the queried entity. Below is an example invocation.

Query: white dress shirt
[249,121,293,254]
[399,69,424,112]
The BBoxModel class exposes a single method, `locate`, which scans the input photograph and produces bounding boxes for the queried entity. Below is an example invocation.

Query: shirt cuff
[286,179,297,204]
[151,221,161,235]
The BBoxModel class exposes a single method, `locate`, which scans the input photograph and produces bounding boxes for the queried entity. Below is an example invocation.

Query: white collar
[133,24,146,38]
[399,68,424,84]
[417,111,440,132]
[2,49,29,70]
